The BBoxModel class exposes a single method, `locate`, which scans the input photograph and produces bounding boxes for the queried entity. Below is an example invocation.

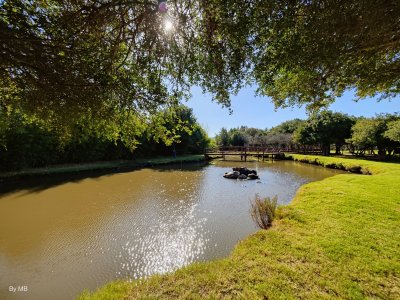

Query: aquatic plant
[250,194,278,229]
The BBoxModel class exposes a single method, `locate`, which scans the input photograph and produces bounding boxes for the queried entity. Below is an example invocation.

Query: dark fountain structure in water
[223,167,259,180]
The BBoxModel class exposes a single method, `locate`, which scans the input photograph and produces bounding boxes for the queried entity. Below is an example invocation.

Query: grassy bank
[0,155,206,180]
[79,155,400,300]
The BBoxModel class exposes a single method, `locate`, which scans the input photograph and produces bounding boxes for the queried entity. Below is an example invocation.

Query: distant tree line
[0,106,210,172]
[214,112,400,157]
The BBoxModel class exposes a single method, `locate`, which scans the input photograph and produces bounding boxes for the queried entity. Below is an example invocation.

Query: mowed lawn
[79,155,400,300]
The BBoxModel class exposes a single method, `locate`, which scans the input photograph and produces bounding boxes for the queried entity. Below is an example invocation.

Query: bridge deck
[204,146,321,161]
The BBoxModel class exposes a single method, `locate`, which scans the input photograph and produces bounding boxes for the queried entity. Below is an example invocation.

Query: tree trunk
[378,147,386,156]
[335,143,342,155]
[322,144,330,156]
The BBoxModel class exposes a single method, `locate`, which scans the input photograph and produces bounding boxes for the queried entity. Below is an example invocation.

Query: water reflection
[0,161,343,300]
[117,203,209,278]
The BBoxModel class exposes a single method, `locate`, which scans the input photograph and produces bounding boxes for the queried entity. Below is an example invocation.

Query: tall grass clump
[250,194,278,229]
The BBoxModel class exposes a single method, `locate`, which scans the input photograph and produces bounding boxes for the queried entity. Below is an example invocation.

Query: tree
[268,119,305,135]
[265,133,292,148]
[185,125,210,153]
[208,137,217,149]
[168,106,210,154]
[216,128,230,147]
[347,115,400,156]
[310,111,355,155]
[0,0,250,126]
[0,104,209,171]
[2,0,399,126]
[265,119,305,149]
[292,123,315,149]
[292,111,354,155]
[230,129,248,146]
[384,120,400,143]
[347,119,383,155]
[139,105,210,155]
[252,1,400,110]
[0,110,60,170]
[238,127,266,145]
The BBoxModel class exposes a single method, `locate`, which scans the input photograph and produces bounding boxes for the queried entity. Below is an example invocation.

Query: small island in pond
[223,167,259,180]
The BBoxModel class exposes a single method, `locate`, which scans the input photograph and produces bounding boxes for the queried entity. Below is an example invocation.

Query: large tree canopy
[292,111,355,155]
[384,120,400,143]
[1,0,399,123]
[0,0,250,119]
[347,114,400,155]
[252,0,400,110]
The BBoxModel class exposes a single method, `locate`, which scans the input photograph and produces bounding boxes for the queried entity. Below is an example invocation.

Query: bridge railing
[205,146,322,154]
[205,146,292,153]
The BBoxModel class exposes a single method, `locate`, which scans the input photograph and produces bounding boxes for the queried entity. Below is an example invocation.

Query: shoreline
[0,154,207,182]
[79,154,400,299]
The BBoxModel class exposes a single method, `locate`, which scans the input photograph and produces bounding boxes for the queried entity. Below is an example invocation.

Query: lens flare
[159,1,167,13]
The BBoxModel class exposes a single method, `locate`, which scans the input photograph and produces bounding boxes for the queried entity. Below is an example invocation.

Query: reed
[250,194,278,229]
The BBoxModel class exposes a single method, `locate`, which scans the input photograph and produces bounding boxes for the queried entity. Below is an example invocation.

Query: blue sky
[186,86,400,137]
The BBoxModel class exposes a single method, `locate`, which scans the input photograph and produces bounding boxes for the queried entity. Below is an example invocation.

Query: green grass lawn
[79,155,400,300]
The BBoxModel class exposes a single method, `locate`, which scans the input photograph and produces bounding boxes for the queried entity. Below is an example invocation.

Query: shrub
[250,194,278,229]
[335,162,346,170]
[345,165,362,173]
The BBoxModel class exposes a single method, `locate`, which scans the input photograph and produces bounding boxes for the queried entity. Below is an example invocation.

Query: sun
[164,19,174,31]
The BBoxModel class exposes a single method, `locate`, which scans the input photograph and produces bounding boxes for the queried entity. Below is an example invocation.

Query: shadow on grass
[0,160,208,197]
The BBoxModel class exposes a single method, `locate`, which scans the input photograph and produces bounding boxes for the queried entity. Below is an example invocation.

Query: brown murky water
[0,160,343,300]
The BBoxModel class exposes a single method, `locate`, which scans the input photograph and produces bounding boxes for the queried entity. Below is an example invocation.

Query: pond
[0,160,344,300]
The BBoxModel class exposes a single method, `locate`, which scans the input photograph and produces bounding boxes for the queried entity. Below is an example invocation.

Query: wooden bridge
[205,146,321,161]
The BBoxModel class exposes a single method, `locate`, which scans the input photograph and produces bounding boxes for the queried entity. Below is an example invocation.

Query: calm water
[0,160,343,300]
